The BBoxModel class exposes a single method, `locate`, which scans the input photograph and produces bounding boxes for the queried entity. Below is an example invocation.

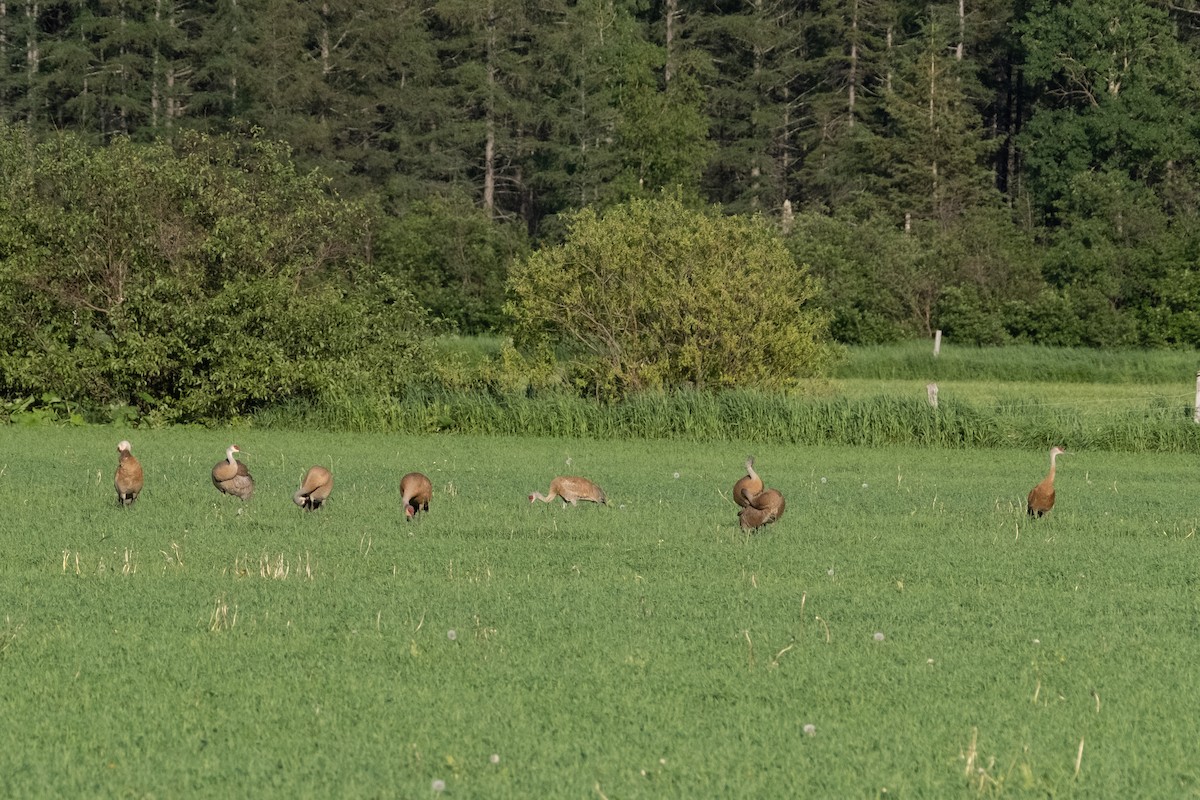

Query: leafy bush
[0,124,433,423]
[506,194,836,396]
[375,196,528,334]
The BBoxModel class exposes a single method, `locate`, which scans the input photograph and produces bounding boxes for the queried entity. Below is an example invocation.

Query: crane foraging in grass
[529,476,607,507]
[114,440,143,507]
[738,487,785,532]
[293,465,333,511]
[400,472,433,520]
[733,456,764,508]
[1026,446,1066,518]
[212,444,255,501]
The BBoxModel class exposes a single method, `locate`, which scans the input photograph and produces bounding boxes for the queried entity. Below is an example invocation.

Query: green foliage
[788,204,1043,345]
[1018,0,1200,217]
[786,208,910,344]
[610,51,715,202]
[0,124,433,423]
[375,196,528,334]
[506,194,835,396]
[9,2,1200,348]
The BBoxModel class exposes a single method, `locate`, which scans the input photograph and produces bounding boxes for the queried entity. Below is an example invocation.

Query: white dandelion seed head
[432,779,446,793]
[447,629,457,641]
[862,483,869,489]
[803,723,816,736]
[820,476,827,484]
[673,472,680,479]
[873,631,885,642]
[826,568,835,577]
[490,753,500,765]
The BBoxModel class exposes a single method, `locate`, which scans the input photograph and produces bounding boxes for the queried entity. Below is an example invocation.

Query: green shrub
[506,194,836,396]
[0,124,434,422]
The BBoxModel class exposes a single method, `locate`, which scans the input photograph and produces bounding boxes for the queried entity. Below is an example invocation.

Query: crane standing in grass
[114,440,143,507]
[212,444,255,501]
[1027,446,1066,518]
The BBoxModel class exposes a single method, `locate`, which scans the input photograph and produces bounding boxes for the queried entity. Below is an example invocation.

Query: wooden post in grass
[926,383,939,409]
[933,329,942,357]
[1195,372,1200,423]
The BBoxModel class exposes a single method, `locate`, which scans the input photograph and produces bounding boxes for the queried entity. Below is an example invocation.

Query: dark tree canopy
[2,0,1200,372]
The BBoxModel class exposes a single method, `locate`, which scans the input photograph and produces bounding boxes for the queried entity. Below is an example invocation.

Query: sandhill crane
[293,465,333,511]
[400,472,433,520]
[733,456,763,508]
[1027,446,1066,518]
[212,444,254,501]
[738,487,785,532]
[529,475,607,507]
[114,440,143,507]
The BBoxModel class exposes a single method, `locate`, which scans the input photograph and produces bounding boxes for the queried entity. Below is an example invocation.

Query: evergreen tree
[528,0,644,216]
[794,0,894,211]
[879,11,995,228]
[693,0,813,214]
[432,0,540,221]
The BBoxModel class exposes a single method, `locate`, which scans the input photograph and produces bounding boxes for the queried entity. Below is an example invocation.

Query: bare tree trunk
[24,0,38,124]
[956,0,965,61]
[229,0,239,103]
[750,0,763,204]
[151,0,161,129]
[483,0,496,216]
[847,0,858,127]
[885,25,893,94]
[319,3,332,76]
[664,0,677,86]
[117,4,128,134]
[929,51,938,202]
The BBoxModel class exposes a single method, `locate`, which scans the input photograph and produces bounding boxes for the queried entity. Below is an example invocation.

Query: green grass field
[2,425,1198,797]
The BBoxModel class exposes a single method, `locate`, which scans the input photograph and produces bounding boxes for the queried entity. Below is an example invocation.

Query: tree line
[2,1,1200,358]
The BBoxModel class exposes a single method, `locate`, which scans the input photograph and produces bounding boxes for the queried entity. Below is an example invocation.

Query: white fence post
[933,329,942,358]
[1194,372,1200,424]
[926,383,939,409]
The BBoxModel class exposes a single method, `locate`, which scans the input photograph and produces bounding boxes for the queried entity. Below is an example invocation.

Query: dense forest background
[3,0,1200,420]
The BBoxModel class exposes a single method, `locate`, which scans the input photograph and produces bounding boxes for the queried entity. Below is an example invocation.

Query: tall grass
[248,342,1200,451]
[253,386,1200,453]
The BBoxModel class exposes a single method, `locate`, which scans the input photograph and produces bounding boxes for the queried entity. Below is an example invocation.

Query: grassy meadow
[1,424,1199,797]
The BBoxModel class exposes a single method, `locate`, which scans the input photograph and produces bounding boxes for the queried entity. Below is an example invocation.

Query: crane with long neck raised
[212,444,255,501]
[1026,446,1066,518]
[733,456,763,508]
